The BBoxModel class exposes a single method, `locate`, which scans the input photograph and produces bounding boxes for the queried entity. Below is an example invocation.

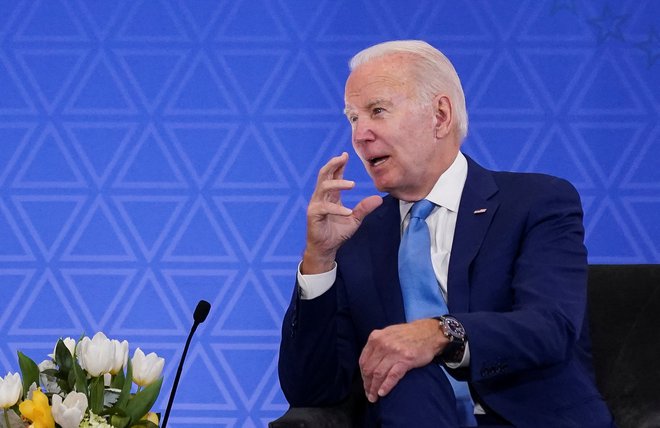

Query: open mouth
[368,156,389,167]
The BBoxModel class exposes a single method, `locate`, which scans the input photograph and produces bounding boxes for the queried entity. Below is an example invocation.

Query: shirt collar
[399,152,468,223]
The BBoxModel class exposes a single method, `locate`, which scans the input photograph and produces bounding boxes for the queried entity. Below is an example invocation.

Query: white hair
[349,40,468,141]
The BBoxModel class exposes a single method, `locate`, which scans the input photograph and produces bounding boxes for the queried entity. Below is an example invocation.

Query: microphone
[161,300,211,428]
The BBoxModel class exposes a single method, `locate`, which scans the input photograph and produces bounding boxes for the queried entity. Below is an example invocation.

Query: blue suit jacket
[279,156,613,427]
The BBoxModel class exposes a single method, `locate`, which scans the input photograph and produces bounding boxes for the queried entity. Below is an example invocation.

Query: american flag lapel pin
[473,208,487,214]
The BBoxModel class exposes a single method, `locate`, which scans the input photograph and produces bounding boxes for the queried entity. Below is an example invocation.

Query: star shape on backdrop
[551,0,578,15]
[588,4,630,44]
[636,28,660,68]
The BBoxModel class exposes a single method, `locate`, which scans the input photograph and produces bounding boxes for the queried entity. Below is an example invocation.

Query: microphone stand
[161,300,211,428]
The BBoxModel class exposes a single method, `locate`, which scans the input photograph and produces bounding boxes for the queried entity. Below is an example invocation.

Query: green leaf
[17,351,40,396]
[115,359,133,410]
[110,413,131,428]
[89,376,105,415]
[55,339,73,372]
[111,369,126,389]
[124,378,163,424]
[72,359,88,395]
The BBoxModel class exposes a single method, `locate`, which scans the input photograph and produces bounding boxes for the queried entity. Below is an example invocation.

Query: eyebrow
[343,98,392,116]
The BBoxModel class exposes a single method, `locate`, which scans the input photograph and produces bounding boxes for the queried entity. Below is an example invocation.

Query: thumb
[352,195,383,223]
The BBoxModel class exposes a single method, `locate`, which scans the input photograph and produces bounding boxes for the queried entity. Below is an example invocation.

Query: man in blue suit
[278,40,615,427]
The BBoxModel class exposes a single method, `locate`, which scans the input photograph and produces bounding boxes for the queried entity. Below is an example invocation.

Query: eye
[372,107,385,116]
[348,114,358,124]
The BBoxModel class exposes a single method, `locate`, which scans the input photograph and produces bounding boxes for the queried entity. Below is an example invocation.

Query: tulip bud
[109,339,128,375]
[0,372,22,409]
[52,391,88,428]
[76,332,114,377]
[131,348,164,387]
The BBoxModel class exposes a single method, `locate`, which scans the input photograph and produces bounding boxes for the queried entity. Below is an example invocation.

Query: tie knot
[410,199,435,220]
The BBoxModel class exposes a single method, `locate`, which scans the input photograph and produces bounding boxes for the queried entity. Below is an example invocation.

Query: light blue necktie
[399,199,477,426]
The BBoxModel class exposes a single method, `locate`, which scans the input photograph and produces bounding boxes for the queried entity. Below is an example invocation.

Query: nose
[352,117,375,145]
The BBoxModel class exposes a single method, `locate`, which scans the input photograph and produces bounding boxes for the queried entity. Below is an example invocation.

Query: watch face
[443,317,465,340]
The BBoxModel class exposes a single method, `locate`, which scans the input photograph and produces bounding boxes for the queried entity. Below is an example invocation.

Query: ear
[434,95,453,139]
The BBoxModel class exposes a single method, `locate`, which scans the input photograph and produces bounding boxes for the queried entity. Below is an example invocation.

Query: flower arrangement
[0,333,164,428]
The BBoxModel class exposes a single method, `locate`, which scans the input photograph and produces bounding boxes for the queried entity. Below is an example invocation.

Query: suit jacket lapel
[448,156,500,313]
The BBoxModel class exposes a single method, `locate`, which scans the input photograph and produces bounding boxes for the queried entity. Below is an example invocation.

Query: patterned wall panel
[0,0,658,426]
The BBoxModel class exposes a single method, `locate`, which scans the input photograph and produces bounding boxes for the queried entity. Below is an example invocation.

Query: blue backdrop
[0,0,658,426]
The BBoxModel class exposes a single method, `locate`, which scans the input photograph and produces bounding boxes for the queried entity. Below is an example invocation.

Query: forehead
[344,54,416,107]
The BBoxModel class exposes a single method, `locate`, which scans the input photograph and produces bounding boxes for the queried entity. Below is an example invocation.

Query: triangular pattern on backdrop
[213,126,288,189]
[480,0,531,39]
[519,1,593,41]
[76,0,128,39]
[622,127,660,188]
[164,53,237,115]
[0,124,34,185]
[0,54,35,113]
[585,198,644,262]
[113,126,186,189]
[467,122,542,172]
[518,49,592,111]
[260,375,290,411]
[0,269,35,330]
[14,0,87,41]
[111,270,185,335]
[262,196,307,263]
[13,48,89,112]
[60,268,137,332]
[525,125,594,188]
[623,198,660,258]
[316,0,385,41]
[420,0,491,40]
[314,49,354,95]
[216,50,288,111]
[63,52,137,114]
[112,195,187,259]
[160,269,238,334]
[266,53,338,113]
[166,344,237,410]
[11,195,86,259]
[570,53,645,115]
[265,122,340,187]
[115,0,188,41]
[212,196,288,261]
[12,125,87,188]
[212,344,278,410]
[374,0,431,38]
[162,197,238,263]
[470,52,542,113]
[0,200,35,261]
[64,122,137,186]
[61,197,137,262]
[10,270,83,335]
[114,49,189,110]
[215,0,287,41]
[178,0,226,38]
[262,269,296,311]
[443,48,492,95]
[571,123,643,186]
[212,271,281,336]
[164,122,237,186]
[277,0,329,39]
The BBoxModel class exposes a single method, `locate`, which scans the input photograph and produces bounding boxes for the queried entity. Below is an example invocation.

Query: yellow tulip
[18,389,55,428]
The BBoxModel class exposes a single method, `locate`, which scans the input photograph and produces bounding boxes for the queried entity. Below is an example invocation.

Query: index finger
[318,152,349,182]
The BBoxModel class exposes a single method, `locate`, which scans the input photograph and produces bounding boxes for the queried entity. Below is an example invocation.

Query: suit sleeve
[278,274,359,406]
[453,177,589,383]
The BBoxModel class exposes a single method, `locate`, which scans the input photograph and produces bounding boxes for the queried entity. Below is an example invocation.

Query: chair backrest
[587,264,660,428]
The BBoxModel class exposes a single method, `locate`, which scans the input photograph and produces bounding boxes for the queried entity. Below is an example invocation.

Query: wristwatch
[433,315,467,364]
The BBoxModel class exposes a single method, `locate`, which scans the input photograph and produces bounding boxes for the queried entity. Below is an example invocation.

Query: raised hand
[302,152,382,274]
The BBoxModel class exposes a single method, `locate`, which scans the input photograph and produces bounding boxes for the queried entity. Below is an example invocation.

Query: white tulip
[52,391,88,428]
[131,348,164,387]
[0,372,22,409]
[38,360,61,394]
[109,339,128,375]
[76,332,114,377]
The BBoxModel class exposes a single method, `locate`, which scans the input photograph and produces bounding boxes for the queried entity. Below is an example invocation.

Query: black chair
[271,265,660,428]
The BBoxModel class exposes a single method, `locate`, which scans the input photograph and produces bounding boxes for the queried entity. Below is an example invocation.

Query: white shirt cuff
[297,261,337,300]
